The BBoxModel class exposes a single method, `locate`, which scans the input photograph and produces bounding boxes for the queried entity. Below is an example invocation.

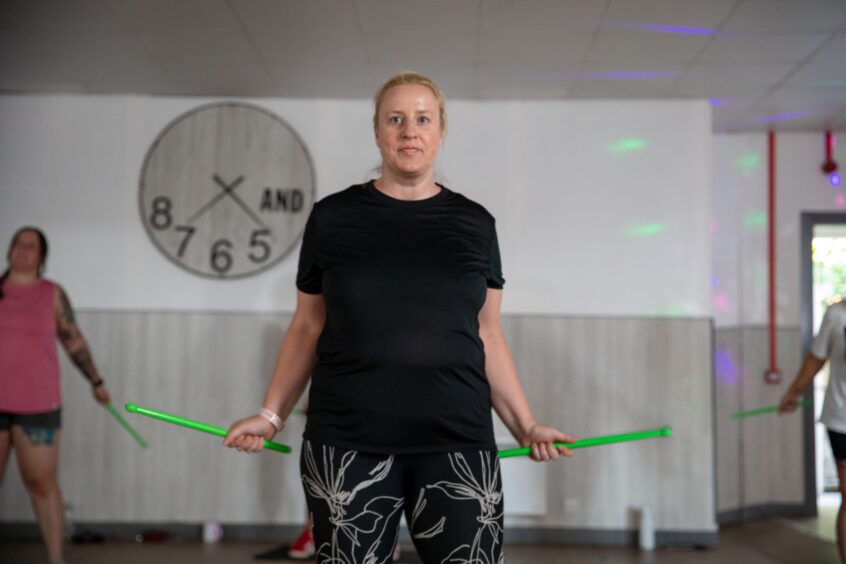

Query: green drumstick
[498,427,672,459]
[730,399,811,420]
[105,404,148,448]
[125,404,292,454]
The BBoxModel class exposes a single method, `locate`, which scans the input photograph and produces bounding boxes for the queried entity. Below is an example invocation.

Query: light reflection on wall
[607,137,646,155]
[735,152,760,176]
[743,211,767,230]
[713,290,730,312]
[715,348,739,385]
[625,223,664,237]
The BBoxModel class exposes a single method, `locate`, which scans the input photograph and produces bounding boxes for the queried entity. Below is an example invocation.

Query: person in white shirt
[780,300,846,563]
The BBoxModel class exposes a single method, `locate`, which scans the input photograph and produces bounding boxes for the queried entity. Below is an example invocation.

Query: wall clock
[139,102,315,279]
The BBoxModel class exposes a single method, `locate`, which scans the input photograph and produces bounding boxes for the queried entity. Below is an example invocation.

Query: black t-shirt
[297,181,505,454]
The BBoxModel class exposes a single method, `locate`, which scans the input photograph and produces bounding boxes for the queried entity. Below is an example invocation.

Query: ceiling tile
[126,28,258,62]
[806,31,846,65]
[480,0,605,34]
[0,0,116,30]
[604,0,737,28]
[477,32,593,67]
[587,29,710,63]
[723,0,846,33]
[266,63,376,98]
[732,108,834,130]
[230,0,360,33]
[109,0,236,31]
[356,0,481,35]
[674,63,796,92]
[699,32,829,64]
[759,87,846,108]
[568,62,682,98]
[364,33,477,66]
[248,30,368,67]
[784,63,846,88]
[472,63,575,98]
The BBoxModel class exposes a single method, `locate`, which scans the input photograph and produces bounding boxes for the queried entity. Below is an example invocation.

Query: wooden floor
[0,519,839,564]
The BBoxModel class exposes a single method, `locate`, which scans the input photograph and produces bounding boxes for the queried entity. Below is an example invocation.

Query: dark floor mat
[253,544,420,562]
[253,544,295,560]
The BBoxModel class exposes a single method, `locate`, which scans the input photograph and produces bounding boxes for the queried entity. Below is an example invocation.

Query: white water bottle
[639,504,655,551]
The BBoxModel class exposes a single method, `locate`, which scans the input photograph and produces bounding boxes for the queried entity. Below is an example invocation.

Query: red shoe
[288,528,315,559]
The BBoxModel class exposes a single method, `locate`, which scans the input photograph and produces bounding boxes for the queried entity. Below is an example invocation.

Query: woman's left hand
[521,423,576,462]
[92,383,110,405]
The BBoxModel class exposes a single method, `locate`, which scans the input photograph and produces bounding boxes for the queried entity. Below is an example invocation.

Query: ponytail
[0,269,8,301]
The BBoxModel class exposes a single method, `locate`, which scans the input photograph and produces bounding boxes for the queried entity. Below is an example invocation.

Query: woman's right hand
[778,390,802,414]
[223,415,277,453]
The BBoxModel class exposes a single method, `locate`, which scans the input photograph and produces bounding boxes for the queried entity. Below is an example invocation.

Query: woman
[225,73,573,563]
[0,226,111,564]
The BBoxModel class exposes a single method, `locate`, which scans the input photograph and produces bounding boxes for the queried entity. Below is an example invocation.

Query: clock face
[139,102,316,279]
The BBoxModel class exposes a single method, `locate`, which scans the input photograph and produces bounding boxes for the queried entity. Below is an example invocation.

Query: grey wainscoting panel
[714,328,742,514]
[1,311,716,534]
[714,326,805,517]
[499,316,716,532]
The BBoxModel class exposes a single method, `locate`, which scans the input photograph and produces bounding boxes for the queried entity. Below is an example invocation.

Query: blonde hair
[373,72,447,133]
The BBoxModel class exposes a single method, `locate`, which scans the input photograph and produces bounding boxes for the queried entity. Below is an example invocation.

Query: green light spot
[744,211,767,229]
[735,152,760,175]
[607,138,646,154]
[626,223,665,237]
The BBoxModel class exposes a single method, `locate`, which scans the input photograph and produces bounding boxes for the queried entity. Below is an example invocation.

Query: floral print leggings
[301,440,504,564]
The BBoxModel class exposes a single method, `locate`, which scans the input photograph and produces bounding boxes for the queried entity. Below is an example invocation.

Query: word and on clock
[139,102,316,279]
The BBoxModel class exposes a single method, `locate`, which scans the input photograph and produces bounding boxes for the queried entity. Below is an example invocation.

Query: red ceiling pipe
[822,130,838,175]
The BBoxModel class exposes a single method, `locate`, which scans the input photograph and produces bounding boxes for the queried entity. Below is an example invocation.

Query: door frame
[800,212,846,515]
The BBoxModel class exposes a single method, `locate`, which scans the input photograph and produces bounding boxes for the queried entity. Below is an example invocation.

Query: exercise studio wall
[0,93,715,539]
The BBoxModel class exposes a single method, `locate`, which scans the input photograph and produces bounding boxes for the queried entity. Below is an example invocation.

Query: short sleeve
[811,305,837,360]
[487,224,505,289]
[296,208,323,294]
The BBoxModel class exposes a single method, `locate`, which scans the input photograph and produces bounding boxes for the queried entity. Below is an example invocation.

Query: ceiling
[2,0,846,132]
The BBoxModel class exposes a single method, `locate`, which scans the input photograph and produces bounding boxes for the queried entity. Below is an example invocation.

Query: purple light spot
[715,348,739,385]
[744,111,812,125]
[831,172,841,187]
[605,21,720,36]
[710,275,718,289]
[582,71,677,80]
[709,98,733,107]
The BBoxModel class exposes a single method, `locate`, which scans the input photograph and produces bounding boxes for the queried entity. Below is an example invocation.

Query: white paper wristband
[258,408,284,431]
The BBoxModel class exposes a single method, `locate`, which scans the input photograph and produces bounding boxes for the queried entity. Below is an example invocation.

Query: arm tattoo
[56,287,102,384]
[71,348,99,382]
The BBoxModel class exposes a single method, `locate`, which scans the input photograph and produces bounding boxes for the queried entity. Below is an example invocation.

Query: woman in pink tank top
[0,226,111,564]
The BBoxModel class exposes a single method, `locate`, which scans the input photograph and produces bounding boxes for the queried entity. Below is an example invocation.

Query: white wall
[713,131,846,329]
[0,94,712,317]
[712,131,846,516]
[0,93,716,534]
